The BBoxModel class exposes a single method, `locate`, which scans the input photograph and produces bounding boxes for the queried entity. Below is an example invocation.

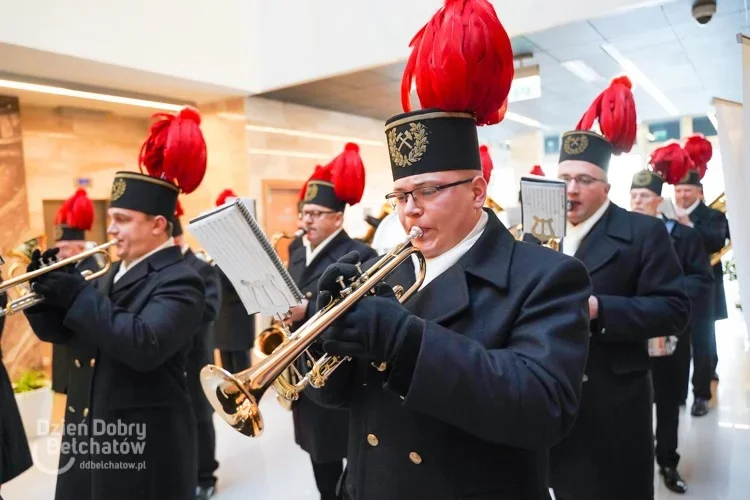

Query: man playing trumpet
[24,107,208,500]
[305,1,592,498]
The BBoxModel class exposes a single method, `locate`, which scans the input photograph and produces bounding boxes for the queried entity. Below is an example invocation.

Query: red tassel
[479,145,493,183]
[683,135,712,180]
[329,143,366,205]
[215,189,237,207]
[55,188,94,230]
[401,0,515,126]
[174,200,184,218]
[649,143,693,185]
[139,106,207,194]
[576,76,637,155]
[529,165,545,176]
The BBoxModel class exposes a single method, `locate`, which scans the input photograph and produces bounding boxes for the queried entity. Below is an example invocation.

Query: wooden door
[43,199,109,247]
[262,179,304,267]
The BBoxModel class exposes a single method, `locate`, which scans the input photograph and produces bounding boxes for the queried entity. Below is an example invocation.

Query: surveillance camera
[692,0,716,25]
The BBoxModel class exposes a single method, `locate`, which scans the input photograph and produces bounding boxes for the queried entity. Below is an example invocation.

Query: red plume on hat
[138,106,207,194]
[576,76,637,155]
[174,200,184,218]
[479,145,493,183]
[683,134,712,180]
[401,0,515,126]
[327,142,366,205]
[529,165,545,176]
[648,143,693,185]
[215,189,237,206]
[55,188,94,230]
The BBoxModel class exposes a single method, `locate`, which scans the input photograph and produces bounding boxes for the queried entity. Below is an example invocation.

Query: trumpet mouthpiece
[409,226,424,239]
[295,228,307,237]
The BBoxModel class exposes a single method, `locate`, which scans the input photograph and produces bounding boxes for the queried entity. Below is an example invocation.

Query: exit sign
[75,178,92,188]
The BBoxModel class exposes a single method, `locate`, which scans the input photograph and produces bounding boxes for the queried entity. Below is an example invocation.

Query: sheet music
[187,199,303,317]
[520,176,567,242]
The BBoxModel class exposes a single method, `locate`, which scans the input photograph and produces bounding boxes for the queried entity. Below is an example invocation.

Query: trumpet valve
[393,285,405,299]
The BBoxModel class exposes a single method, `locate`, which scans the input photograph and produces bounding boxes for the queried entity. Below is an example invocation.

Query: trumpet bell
[200,364,264,437]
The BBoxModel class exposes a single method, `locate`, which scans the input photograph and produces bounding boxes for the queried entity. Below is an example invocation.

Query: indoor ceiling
[257,0,749,143]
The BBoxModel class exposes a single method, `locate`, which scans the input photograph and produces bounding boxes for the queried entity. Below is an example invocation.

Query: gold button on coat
[82,408,89,417]
[367,434,379,446]
[409,452,422,464]
[90,358,96,367]
[74,359,81,368]
[306,291,313,300]
[68,406,76,413]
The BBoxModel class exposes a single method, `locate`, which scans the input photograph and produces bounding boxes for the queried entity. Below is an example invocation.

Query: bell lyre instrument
[201,226,426,437]
[0,239,117,318]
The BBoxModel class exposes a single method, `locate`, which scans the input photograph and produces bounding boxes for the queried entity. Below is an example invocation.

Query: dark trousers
[188,342,219,488]
[220,349,251,374]
[311,459,343,500]
[652,335,690,469]
[690,321,715,401]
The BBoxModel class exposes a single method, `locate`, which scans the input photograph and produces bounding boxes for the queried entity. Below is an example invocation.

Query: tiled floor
[3,281,748,499]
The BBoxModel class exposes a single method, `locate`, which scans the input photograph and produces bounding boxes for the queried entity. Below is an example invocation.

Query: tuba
[708,192,730,266]
[201,226,426,437]
[0,240,116,317]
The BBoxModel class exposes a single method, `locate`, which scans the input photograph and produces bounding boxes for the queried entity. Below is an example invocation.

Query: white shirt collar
[413,210,489,291]
[304,228,343,266]
[114,237,175,283]
[685,198,701,215]
[562,199,610,257]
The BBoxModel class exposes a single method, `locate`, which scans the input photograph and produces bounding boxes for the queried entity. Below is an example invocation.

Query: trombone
[201,226,426,437]
[0,239,117,318]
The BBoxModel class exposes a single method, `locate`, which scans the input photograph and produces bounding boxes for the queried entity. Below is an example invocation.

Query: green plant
[12,370,47,394]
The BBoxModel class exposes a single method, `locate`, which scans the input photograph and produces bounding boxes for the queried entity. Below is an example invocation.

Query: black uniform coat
[549,203,690,500]
[308,210,593,500]
[0,289,34,485]
[24,246,205,500]
[689,201,729,320]
[51,255,102,394]
[214,268,254,351]
[288,230,377,464]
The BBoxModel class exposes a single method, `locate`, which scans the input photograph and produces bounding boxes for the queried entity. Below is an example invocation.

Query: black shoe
[660,467,687,494]
[196,485,216,500]
[691,398,709,417]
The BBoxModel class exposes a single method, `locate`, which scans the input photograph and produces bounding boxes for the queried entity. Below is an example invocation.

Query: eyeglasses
[385,178,474,208]
[558,174,607,186]
[301,209,335,219]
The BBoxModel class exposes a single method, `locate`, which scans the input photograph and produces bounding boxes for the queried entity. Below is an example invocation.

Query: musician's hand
[588,295,599,320]
[317,251,362,307]
[674,206,693,227]
[322,283,417,363]
[26,248,60,273]
[286,300,308,324]
[33,268,89,309]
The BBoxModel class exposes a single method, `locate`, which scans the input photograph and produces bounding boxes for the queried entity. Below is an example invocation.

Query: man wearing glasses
[304,2,593,498]
[286,143,377,500]
[548,79,690,500]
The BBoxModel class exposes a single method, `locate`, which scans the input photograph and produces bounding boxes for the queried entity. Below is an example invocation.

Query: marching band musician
[213,189,255,374]
[307,2,592,498]
[23,107,208,500]
[548,78,690,500]
[675,134,728,417]
[49,188,101,400]
[172,203,223,500]
[289,144,377,500]
[629,143,713,494]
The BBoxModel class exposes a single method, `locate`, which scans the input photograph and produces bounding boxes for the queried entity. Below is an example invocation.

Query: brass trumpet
[0,240,117,317]
[201,226,426,437]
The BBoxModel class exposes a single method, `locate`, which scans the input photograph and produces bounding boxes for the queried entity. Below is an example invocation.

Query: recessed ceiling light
[245,124,384,147]
[247,148,332,160]
[561,60,603,83]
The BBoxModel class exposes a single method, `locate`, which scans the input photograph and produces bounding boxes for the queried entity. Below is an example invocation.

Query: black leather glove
[32,267,89,309]
[316,251,415,363]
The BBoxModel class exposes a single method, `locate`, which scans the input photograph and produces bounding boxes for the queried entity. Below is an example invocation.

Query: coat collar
[575,203,632,274]
[112,246,184,293]
[403,209,511,324]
